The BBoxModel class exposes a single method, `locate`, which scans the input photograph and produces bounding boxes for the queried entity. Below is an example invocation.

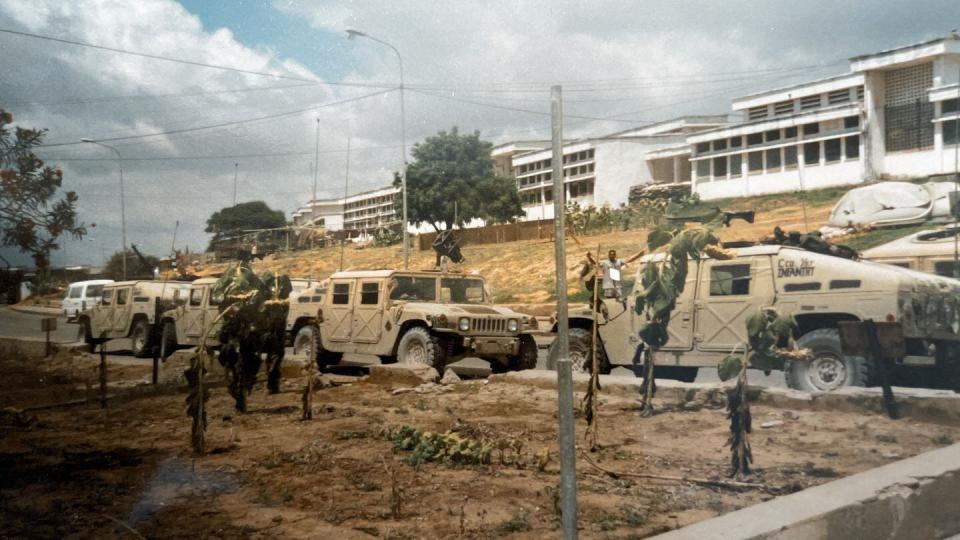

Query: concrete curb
[650,443,960,539]
[9,304,62,316]
[489,370,960,423]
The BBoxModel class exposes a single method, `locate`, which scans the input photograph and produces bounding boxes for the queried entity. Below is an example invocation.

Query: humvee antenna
[340,132,351,272]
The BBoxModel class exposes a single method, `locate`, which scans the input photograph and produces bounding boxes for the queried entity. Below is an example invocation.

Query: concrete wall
[696,159,863,201]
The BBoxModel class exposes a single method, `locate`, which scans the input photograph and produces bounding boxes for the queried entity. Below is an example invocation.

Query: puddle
[126,456,237,524]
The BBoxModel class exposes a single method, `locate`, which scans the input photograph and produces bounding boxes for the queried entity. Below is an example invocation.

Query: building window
[800,95,822,110]
[713,139,728,151]
[784,146,798,168]
[747,133,763,146]
[774,100,794,116]
[828,88,851,105]
[804,141,821,165]
[803,123,820,136]
[748,106,768,120]
[696,159,711,179]
[844,116,860,129]
[730,136,743,148]
[765,130,780,142]
[943,98,960,115]
[856,86,865,101]
[784,126,798,139]
[695,142,710,154]
[884,62,934,152]
[730,154,742,177]
[713,156,728,178]
[945,120,960,146]
[748,151,763,173]
[825,138,842,162]
[845,135,860,159]
[765,148,782,171]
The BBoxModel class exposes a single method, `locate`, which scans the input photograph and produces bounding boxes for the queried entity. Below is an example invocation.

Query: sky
[1,0,958,268]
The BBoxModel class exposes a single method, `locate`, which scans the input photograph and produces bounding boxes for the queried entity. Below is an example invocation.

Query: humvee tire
[547,327,610,374]
[512,334,538,371]
[785,328,870,392]
[293,324,318,360]
[130,319,151,358]
[397,326,444,371]
[160,321,177,359]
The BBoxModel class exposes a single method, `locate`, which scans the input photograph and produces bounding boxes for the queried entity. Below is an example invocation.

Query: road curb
[489,370,960,423]
[9,304,62,316]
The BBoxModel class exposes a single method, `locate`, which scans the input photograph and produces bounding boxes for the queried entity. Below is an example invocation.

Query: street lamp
[80,138,127,280]
[346,28,409,269]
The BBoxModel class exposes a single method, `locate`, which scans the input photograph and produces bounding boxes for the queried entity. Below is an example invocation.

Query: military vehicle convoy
[549,244,960,392]
[306,269,538,373]
[78,280,191,357]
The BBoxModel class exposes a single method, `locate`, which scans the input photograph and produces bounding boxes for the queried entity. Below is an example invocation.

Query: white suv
[62,279,113,321]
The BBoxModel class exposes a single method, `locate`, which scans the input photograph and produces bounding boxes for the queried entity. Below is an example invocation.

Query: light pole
[81,138,127,280]
[346,28,408,269]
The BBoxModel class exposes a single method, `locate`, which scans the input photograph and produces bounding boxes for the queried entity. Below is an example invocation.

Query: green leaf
[718,355,743,381]
[638,323,669,348]
[769,314,798,339]
[641,261,659,288]
[747,349,781,372]
[746,310,766,338]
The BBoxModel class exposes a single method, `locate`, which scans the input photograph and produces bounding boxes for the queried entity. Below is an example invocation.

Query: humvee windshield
[389,276,437,302]
[441,277,485,304]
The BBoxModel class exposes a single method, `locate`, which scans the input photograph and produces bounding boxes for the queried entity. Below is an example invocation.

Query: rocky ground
[3,351,960,538]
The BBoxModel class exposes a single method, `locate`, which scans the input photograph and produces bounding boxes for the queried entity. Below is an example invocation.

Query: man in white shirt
[599,249,643,302]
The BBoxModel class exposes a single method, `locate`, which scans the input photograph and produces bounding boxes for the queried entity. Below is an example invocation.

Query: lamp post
[81,138,127,280]
[346,28,408,269]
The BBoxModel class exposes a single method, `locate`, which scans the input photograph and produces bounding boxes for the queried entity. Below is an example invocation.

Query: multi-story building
[683,34,960,201]
[291,186,400,239]
[499,116,729,220]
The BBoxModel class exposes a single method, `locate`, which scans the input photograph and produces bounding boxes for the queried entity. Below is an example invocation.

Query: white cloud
[1,0,957,267]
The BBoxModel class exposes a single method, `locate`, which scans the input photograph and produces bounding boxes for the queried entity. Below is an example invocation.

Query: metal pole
[82,140,126,280]
[340,134,351,271]
[312,118,320,206]
[953,72,959,278]
[233,162,238,206]
[551,84,578,539]
[346,30,407,269]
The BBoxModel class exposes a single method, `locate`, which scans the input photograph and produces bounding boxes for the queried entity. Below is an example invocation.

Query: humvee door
[694,256,775,352]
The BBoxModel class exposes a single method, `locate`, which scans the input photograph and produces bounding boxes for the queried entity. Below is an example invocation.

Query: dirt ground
[4,353,958,539]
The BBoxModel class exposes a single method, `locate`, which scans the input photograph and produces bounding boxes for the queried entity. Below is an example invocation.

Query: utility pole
[232,163,238,206]
[311,118,321,250]
[953,67,959,279]
[340,133,351,271]
[81,139,127,280]
[551,84,578,539]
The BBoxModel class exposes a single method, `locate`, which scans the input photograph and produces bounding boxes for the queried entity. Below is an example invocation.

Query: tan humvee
[78,280,191,357]
[550,245,960,392]
[158,278,223,357]
[862,226,960,277]
[287,279,326,356]
[306,269,538,373]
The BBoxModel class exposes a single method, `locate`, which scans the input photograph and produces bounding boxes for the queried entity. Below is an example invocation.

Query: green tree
[104,249,160,280]
[0,109,85,269]
[205,201,285,251]
[395,127,523,231]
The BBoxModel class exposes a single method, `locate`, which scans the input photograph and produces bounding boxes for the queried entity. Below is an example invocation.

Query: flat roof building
[682,34,960,201]
[292,186,401,239]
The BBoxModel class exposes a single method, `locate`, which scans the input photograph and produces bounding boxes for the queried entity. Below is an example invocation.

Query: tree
[104,249,160,280]
[396,127,523,231]
[205,201,285,251]
[0,109,85,269]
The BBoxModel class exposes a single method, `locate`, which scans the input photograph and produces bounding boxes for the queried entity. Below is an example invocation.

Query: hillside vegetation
[198,183,929,304]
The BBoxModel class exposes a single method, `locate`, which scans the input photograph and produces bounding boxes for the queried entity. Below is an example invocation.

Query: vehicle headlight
[459,317,470,331]
[507,319,519,332]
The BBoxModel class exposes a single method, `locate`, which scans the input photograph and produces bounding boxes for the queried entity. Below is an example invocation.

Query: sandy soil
[3,353,959,539]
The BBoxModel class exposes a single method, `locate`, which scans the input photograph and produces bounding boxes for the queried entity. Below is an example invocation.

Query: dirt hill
[194,184,911,305]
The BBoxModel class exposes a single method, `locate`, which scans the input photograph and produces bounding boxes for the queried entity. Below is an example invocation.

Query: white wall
[695,160,863,201]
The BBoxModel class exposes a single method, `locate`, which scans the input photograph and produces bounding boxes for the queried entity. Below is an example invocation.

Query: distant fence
[417,219,555,250]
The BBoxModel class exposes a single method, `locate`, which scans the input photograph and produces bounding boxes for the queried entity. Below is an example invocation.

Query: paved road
[0,306,79,343]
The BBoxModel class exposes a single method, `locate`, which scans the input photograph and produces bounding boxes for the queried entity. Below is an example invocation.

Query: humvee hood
[397,303,519,316]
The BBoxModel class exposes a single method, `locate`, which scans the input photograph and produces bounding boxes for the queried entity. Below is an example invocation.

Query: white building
[291,186,401,239]
[683,34,960,201]
[499,116,728,220]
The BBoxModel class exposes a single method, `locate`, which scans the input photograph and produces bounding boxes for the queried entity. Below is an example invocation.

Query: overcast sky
[1,0,958,268]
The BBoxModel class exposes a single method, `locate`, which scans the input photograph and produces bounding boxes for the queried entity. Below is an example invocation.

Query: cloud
[1,0,957,267]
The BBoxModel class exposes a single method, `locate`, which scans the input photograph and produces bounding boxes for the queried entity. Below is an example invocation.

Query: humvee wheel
[160,322,177,360]
[130,319,151,358]
[293,324,318,361]
[547,327,609,374]
[786,328,869,392]
[397,327,443,370]
[508,334,538,371]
